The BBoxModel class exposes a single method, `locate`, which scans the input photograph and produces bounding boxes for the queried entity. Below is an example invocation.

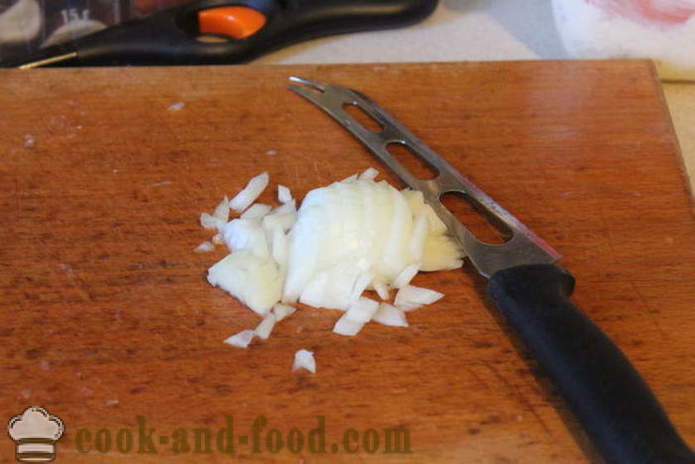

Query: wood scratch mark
[629,281,668,340]
[483,362,553,436]
[311,160,322,184]
[293,162,302,190]
[15,176,21,218]
[597,204,620,266]
[464,365,490,391]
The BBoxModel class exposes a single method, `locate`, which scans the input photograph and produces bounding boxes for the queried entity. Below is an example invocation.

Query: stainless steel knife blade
[287,76,561,278]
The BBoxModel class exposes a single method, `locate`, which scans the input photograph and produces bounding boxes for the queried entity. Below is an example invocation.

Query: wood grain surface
[0,61,693,463]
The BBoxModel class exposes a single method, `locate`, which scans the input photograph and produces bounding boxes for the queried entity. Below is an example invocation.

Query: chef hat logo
[8,407,64,463]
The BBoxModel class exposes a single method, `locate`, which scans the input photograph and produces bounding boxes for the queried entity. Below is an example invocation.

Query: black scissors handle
[1,0,438,68]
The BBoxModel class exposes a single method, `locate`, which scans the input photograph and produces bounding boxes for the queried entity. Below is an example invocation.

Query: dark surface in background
[0,0,189,61]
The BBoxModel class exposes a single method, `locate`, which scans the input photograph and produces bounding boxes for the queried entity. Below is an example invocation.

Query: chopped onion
[254,313,277,340]
[272,303,296,321]
[333,314,365,336]
[262,212,296,233]
[394,285,444,311]
[200,213,226,231]
[211,233,224,244]
[298,272,329,308]
[213,196,230,222]
[278,185,292,203]
[194,241,215,253]
[284,178,390,304]
[408,213,428,262]
[292,349,316,373]
[402,189,448,234]
[319,263,363,310]
[222,219,269,258]
[372,280,390,300]
[344,297,379,323]
[272,199,296,215]
[349,272,374,304]
[208,251,282,315]
[269,225,289,270]
[392,263,420,289]
[241,203,272,219]
[223,329,256,348]
[372,303,409,327]
[381,186,413,278]
[358,167,379,181]
[421,234,464,272]
[229,172,269,212]
[204,169,461,345]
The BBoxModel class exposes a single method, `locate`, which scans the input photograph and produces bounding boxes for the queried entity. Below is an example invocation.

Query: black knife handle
[488,264,695,464]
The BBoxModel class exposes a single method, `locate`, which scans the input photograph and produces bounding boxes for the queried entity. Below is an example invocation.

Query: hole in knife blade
[440,191,512,244]
[343,103,383,132]
[385,142,439,180]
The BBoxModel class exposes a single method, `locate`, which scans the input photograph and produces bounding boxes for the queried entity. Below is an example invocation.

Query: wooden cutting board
[1,61,694,463]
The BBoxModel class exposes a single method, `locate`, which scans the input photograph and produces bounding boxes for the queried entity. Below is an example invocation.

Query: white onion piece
[372,303,409,327]
[212,233,224,244]
[392,263,420,289]
[320,263,362,310]
[297,179,381,290]
[359,167,379,181]
[194,241,215,253]
[222,219,269,257]
[241,203,272,219]
[298,272,329,308]
[223,329,256,348]
[270,226,289,270]
[208,251,282,315]
[262,212,296,233]
[272,303,296,321]
[364,181,393,278]
[283,175,462,305]
[345,297,379,323]
[421,234,464,272]
[423,204,448,235]
[350,272,374,303]
[283,202,325,303]
[402,189,447,234]
[213,196,230,222]
[333,314,365,336]
[200,213,226,231]
[373,280,390,300]
[408,213,428,262]
[278,185,292,203]
[254,313,277,340]
[381,186,412,278]
[273,199,296,215]
[292,349,316,373]
[229,172,269,212]
[394,285,444,311]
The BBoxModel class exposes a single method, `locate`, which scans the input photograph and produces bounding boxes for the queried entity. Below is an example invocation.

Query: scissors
[0,0,438,68]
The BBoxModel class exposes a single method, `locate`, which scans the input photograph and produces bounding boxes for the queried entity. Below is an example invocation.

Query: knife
[287,76,695,464]
[0,0,437,68]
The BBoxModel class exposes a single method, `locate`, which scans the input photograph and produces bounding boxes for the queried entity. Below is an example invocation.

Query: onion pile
[199,169,465,364]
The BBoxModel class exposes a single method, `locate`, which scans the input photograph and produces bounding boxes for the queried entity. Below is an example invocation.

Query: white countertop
[256,0,567,64]
[256,0,695,196]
